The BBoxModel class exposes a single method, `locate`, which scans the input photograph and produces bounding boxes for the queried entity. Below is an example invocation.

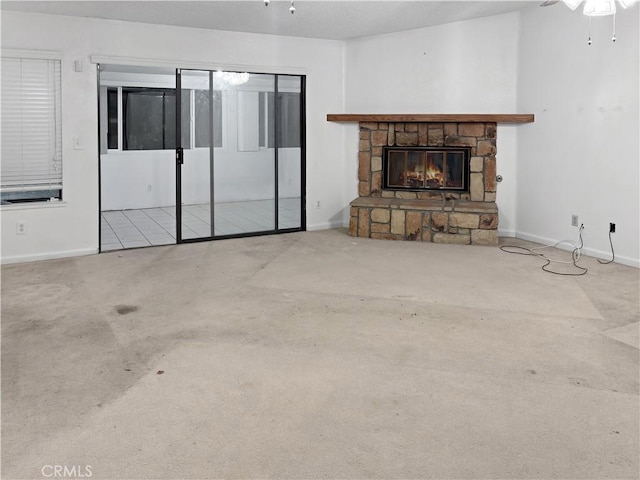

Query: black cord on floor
[500,226,588,276]
[597,231,615,264]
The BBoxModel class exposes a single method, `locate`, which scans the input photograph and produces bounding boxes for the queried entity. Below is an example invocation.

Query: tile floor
[101,198,302,251]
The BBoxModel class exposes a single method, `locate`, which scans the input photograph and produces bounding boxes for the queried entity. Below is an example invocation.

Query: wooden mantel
[326,113,534,124]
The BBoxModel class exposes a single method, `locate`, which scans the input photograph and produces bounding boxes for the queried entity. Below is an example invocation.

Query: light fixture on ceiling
[562,0,638,14]
[543,0,638,44]
[214,71,250,88]
[263,0,296,15]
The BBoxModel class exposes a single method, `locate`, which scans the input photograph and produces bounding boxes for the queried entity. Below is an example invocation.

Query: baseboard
[1,247,98,265]
[516,231,639,268]
[306,221,345,232]
[498,229,516,238]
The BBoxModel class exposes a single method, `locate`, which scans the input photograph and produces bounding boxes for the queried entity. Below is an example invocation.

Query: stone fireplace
[327,114,534,246]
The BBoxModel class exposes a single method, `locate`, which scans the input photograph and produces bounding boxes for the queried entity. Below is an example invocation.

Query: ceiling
[1,0,540,41]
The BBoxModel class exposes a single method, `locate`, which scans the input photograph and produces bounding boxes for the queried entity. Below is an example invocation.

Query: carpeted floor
[2,229,638,479]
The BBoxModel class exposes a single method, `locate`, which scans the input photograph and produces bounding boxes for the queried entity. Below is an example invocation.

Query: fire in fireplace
[383,146,470,192]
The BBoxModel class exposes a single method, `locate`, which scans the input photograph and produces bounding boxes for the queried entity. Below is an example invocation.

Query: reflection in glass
[194,90,222,148]
[180,71,212,240]
[122,88,189,150]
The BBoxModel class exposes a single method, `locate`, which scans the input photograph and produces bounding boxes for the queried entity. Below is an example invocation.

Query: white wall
[4,8,636,266]
[0,11,345,263]
[343,12,521,235]
[517,5,639,267]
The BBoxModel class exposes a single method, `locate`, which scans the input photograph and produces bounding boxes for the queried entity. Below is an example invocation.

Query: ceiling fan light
[583,0,617,15]
[562,0,583,9]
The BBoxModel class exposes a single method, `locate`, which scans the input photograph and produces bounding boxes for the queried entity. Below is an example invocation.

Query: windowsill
[101,146,296,156]
[105,149,177,154]
[1,201,67,211]
[104,147,223,154]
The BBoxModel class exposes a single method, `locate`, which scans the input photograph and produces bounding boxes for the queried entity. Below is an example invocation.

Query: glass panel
[268,91,302,148]
[445,151,464,188]
[237,91,261,152]
[214,72,276,236]
[259,92,266,147]
[277,75,302,230]
[123,90,165,150]
[180,92,191,149]
[122,88,189,150]
[383,147,469,191]
[194,90,222,148]
[406,151,425,189]
[426,152,444,189]
[107,88,118,149]
[99,64,177,252]
[387,151,406,187]
[180,71,212,240]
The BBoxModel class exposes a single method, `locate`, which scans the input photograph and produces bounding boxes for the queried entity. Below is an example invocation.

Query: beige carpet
[2,229,638,479]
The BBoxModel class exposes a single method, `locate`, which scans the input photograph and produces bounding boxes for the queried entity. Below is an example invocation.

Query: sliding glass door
[98,65,304,252]
[176,69,305,243]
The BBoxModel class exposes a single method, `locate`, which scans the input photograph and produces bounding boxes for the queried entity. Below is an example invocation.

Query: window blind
[1,57,62,194]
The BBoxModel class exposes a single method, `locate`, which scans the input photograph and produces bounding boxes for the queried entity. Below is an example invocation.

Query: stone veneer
[349,121,499,246]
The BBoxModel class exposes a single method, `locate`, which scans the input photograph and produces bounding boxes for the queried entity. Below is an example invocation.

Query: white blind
[1,57,62,193]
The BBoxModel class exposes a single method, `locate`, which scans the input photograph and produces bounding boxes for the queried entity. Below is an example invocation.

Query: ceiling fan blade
[618,0,639,8]
[563,0,584,9]
[540,0,561,6]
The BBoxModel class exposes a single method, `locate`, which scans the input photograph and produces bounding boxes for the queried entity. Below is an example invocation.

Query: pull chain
[612,13,617,42]
[588,16,592,45]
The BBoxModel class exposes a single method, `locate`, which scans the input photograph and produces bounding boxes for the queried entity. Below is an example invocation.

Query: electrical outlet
[16,221,27,235]
[316,201,321,209]
[610,222,616,233]
[147,185,152,192]
[571,215,579,227]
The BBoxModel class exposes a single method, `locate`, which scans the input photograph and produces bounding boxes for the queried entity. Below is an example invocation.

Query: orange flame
[426,156,443,185]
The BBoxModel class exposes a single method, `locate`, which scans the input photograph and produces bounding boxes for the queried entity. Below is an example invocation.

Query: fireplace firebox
[383,146,470,192]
